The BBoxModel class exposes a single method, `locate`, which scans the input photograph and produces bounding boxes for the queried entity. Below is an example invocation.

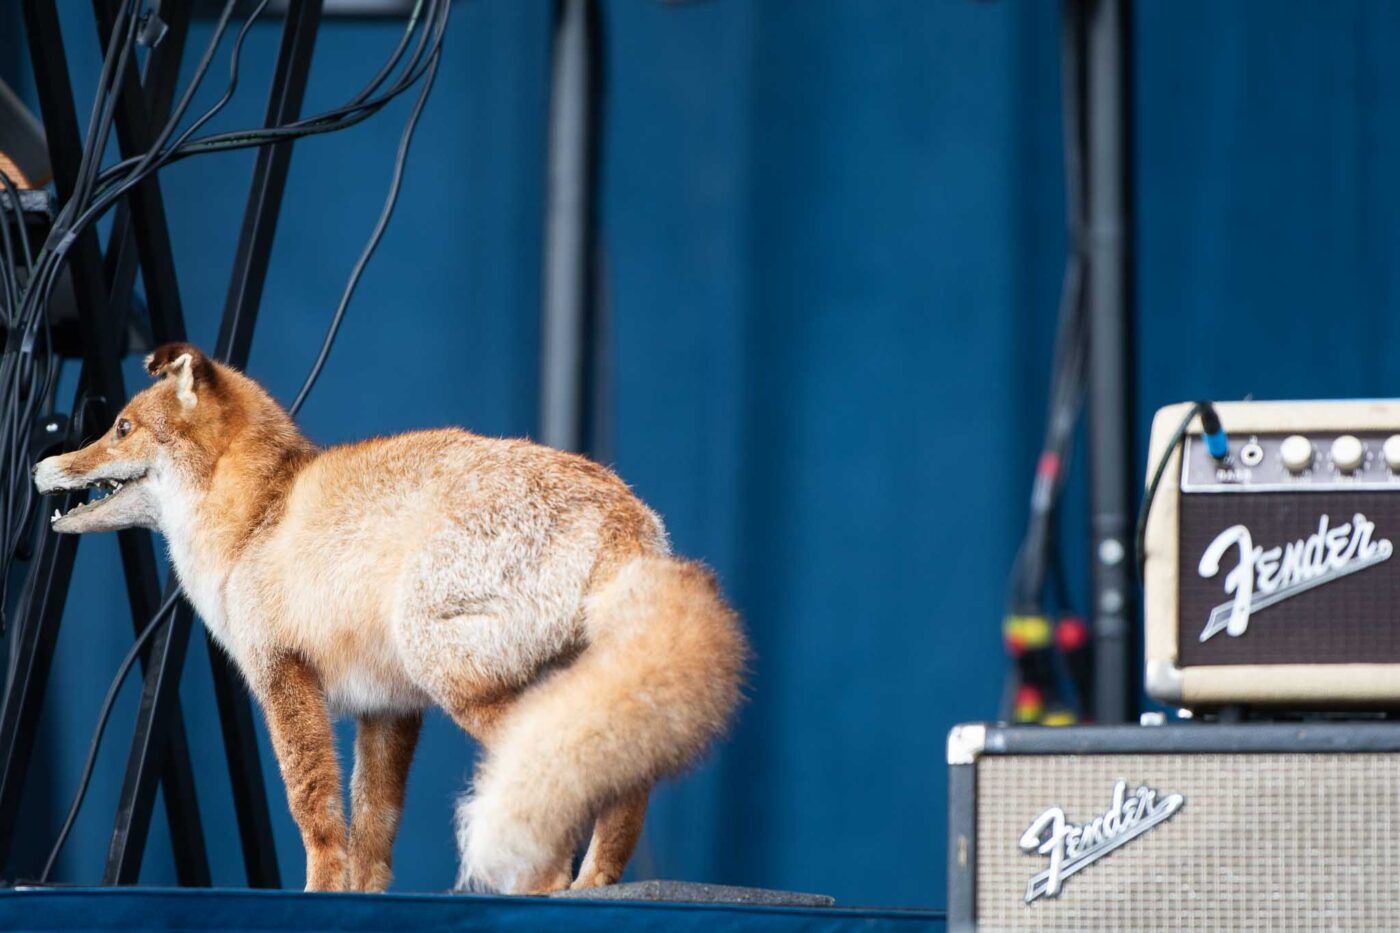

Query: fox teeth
[52,509,61,523]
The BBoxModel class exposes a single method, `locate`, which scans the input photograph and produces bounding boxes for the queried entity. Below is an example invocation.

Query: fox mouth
[49,473,148,525]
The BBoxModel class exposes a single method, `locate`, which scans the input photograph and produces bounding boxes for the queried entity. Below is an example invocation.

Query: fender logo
[1197,513,1392,642]
[1020,780,1184,903]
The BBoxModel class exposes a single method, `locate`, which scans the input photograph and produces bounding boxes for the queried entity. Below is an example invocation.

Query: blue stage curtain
[3,0,1399,910]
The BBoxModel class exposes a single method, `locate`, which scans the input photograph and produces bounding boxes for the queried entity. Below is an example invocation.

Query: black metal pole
[107,0,324,889]
[214,0,323,364]
[1084,0,1136,723]
[91,0,203,881]
[90,0,213,887]
[103,581,191,885]
[0,488,80,876]
[96,0,192,343]
[540,0,602,454]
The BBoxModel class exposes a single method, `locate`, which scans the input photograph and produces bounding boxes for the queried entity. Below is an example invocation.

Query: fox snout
[33,454,74,496]
[33,450,159,535]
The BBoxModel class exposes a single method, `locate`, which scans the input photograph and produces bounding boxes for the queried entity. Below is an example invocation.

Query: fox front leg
[257,654,348,891]
[348,711,421,892]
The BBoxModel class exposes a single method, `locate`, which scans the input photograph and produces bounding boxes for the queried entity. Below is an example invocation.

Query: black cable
[290,31,444,416]
[0,1,160,605]
[49,0,266,257]
[38,591,179,883]
[16,0,443,352]
[999,0,1091,722]
[0,169,34,280]
[0,171,25,632]
[122,0,248,176]
[47,0,241,248]
[1005,0,1088,616]
[173,0,442,152]
[21,0,251,330]
[87,0,441,193]
[1134,401,1213,583]
[68,0,141,220]
[0,178,20,321]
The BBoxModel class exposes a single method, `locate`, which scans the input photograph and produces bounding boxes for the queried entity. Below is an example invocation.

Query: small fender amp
[1143,399,1400,708]
[947,721,1400,931]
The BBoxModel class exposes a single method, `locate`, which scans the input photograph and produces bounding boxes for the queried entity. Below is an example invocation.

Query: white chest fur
[154,474,230,642]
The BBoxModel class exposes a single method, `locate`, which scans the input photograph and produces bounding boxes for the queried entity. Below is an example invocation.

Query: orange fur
[574,789,650,890]
[258,653,348,891]
[33,344,749,893]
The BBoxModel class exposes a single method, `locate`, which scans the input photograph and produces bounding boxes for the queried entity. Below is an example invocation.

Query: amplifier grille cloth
[976,753,1400,930]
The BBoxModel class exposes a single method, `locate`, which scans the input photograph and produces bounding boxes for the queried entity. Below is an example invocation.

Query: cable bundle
[1000,2,1091,725]
[0,171,45,626]
[0,0,449,636]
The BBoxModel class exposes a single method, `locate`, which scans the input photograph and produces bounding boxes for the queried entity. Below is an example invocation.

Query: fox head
[33,343,304,535]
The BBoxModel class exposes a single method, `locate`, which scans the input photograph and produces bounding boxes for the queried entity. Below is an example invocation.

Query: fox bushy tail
[454,556,747,892]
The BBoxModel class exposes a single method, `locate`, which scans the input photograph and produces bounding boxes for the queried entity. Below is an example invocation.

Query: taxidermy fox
[32,343,746,894]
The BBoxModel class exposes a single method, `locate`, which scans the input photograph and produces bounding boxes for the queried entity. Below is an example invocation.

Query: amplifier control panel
[1182,432,1400,492]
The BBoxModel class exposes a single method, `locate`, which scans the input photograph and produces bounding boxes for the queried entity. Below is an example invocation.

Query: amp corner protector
[1145,659,1184,705]
[947,723,987,765]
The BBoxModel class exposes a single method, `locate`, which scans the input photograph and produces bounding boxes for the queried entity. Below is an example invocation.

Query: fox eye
[114,419,132,440]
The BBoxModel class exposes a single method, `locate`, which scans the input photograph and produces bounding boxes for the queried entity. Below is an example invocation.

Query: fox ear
[166,354,198,409]
[144,343,208,410]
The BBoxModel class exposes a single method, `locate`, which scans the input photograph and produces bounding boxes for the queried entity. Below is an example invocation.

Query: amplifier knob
[1331,434,1365,473]
[1384,435,1400,472]
[1280,434,1314,473]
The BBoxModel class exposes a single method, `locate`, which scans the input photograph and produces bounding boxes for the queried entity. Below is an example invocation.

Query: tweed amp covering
[971,751,1400,931]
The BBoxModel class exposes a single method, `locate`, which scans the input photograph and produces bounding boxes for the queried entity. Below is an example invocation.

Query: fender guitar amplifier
[947,721,1400,931]
[1143,400,1400,708]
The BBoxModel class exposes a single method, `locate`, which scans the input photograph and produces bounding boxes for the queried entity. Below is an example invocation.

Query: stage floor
[0,887,945,931]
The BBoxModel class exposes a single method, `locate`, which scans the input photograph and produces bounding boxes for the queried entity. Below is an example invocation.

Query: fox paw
[569,869,618,891]
[305,846,349,892]
[510,865,572,895]
[349,859,392,893]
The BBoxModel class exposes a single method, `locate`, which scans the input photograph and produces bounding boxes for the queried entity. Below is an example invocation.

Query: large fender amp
[1143,399,1400,707]
[947,721,1400,931]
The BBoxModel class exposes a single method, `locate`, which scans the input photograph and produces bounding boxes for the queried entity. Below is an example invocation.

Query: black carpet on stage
[0,888,945,931]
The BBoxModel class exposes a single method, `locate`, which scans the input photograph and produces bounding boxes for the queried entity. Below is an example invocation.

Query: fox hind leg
[572,788,650,890]
[398,612,569,893]
[443,684,577,894]
[348,711,422,892]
